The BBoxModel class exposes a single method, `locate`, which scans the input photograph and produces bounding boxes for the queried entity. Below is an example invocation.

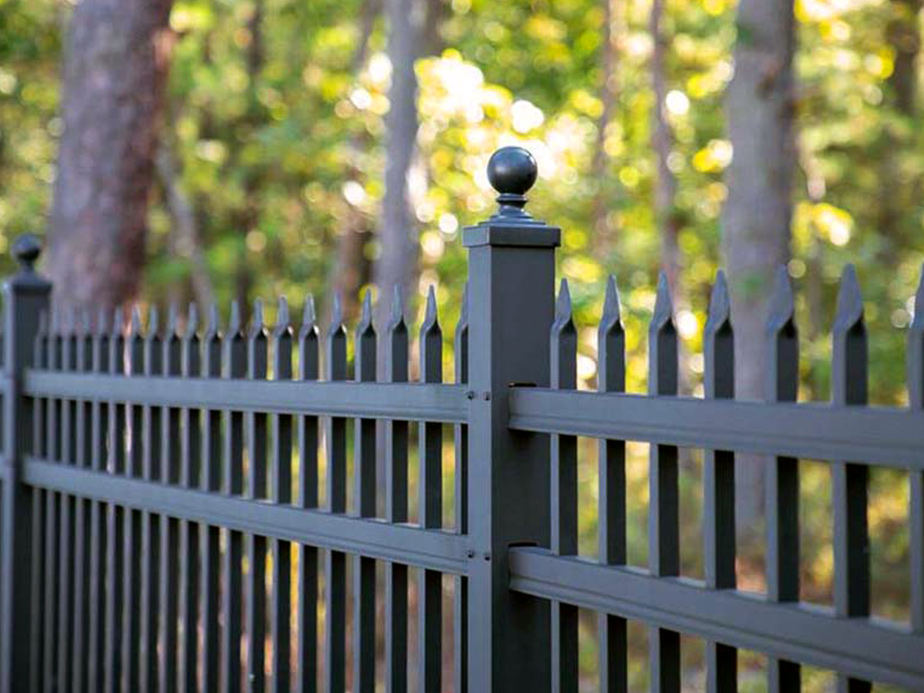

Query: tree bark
[650,0,681,296]
[592,0,620,246]
[156,139,214,310]
[723,0,796,530]
[374,0,431,327]
[234,0,266,323]
[886,0,921,115]
[47,0,176,313]
[327,0,381,323]
[877,0,921,258]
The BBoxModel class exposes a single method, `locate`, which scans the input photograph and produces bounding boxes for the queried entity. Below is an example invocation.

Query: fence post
[0,234,52,691]
[464,147,558,692]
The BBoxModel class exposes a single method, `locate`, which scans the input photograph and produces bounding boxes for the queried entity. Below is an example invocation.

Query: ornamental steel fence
[0,146,922,693]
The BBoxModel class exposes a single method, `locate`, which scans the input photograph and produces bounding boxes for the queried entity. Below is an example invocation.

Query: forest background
[1,0,923,689]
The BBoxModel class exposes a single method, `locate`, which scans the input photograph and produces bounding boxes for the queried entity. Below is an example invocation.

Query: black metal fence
[0,146,922,693]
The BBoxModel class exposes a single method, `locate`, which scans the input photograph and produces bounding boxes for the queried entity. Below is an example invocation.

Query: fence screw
[466,390,475,400]
[482,392,491,401]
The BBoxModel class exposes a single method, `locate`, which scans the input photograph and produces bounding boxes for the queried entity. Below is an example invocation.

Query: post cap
[486,147,538,223]
[12,234,42,272]
[488,146,537,198]
[464,145,559,246]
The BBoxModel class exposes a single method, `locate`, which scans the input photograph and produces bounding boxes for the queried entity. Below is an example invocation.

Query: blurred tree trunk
[886,0,921,115]
[234,0,265,323]
[723,0,796,531]
[47,0,176,313]
[157,137,214,310]
[328,0,380,323]
[650,0,681,296]
[877,0,921,257]
[373,0,431,326]
[592,0,620,248]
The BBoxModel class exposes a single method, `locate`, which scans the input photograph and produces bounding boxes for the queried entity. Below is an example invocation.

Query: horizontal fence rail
[2,147,923,693]
[508,388,924,469]
[23,458,470,574]
[508,547,924,690]
[24,371,469,423]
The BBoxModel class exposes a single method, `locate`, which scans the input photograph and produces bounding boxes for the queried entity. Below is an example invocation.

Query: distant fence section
[1,146,923,693]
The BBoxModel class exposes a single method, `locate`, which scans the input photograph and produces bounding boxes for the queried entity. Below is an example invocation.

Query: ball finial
[12,233,42,272]
[487,146,538,198]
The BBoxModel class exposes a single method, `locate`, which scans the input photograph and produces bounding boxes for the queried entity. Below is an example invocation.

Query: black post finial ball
[12,233,42,271]
[487,146,538,197]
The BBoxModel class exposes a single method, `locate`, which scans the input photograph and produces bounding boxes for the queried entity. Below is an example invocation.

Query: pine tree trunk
[651,0,681,295]
[723,0,796,531]
[592,0,620,245]
[234,0,266,324]
[374,0,430,325]
[47,0,176,313]
[877,0,921,259]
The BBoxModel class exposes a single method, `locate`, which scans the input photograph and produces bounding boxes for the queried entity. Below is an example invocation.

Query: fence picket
[418,287,443,693]
[325,295,348,693]
[124,307,145,692]
[550,279,578,693]
[764,267,801,692]
[201,304,223,692]
[87,309,109,692]
[703,272,736,693]
[222,301,246,693]
[648,273,681,693]
[271,297,294,692]
[57,309,76,692]
[71,311,93,693]
[385,287,409,693]
[452,285,469,693]
[247,301,269,692]
[158,305,181,693]
[179,304,201,693]
[104,309,125,693]
[42,309,60,693]
[353,292,377,693]
[911,267,924,634]
[140,307,163,693]
[297,296,320,693]
[31,312,47,693]
[832,266,871,693]
[597,275,627,693]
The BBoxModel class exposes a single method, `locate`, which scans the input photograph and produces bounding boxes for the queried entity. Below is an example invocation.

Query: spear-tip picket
[766,265,796,337]
[357,290,375,337]
[421,285,440,335]
[552,278,574,335]
[299,295,317,340]
[185,303,199,339]
[599,275,622,336]
[273,296,291,338]
[651,271,674,334]
[328,293,345,339]
[388,285,406,334]
[228,300,243,336]
[834,264,864,335]
[250,299,266,337]
[704,270,732,337]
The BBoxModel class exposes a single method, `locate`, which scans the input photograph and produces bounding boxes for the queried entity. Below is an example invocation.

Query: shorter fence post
[464,147,559,692]
[0,235,52,692]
